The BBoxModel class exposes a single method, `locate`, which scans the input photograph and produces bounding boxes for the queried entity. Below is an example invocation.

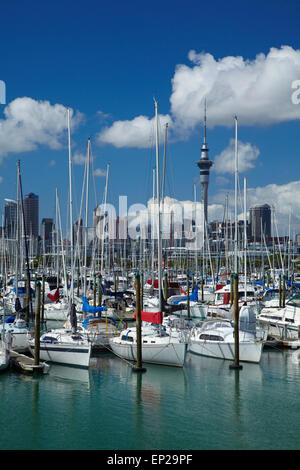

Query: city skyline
[0,1,299,237]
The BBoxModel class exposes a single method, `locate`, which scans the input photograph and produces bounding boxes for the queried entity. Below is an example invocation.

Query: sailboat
[109,101,187,367]
[31,110,91,367]
[188,304,264,363]
[188,115,265,364]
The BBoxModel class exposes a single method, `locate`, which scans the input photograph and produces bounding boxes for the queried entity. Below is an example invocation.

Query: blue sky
[0,0,299,234]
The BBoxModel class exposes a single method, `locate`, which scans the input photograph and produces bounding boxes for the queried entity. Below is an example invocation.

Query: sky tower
[196,101,213,227]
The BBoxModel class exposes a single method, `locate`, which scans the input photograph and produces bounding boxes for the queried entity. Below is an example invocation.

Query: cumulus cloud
[171,46,300,133]
[97,113,172,149]
[97,46,300,148]
[94,168,106,177]
[0,97,83,162]
[73,151,87,165]
[214,139,260,174]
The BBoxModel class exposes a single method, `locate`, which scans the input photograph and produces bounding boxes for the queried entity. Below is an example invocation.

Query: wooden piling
[25,279,30,326]
[282,274,286,307]
[230,274,234,307]
[132,273,146,373]
[279,274,282,308]
[186,270,190,320]
[164,272,168,301]
[229,274,243,370]
[41,275,45,325]
[34,281,41,371]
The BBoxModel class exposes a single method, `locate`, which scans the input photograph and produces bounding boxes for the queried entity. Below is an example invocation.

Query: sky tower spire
[196,99,213,227]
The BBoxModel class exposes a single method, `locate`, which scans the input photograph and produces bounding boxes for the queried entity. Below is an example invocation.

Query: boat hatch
[41,336,58,343]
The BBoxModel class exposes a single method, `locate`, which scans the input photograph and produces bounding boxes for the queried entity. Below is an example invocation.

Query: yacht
[206,283,260,318]
[257,293,300,341]
[29,329,91,368]
[109,322,187,367]
[188,304,264,363]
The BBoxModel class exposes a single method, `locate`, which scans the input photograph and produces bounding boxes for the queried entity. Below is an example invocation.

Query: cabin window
[121,335,134,342]
[199,334,224,341]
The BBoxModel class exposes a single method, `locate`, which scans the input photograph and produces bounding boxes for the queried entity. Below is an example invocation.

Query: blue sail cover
[82,297,106,314]
[174,285,199,305]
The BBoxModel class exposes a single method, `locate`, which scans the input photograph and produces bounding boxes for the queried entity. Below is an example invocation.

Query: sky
[0,0,299,236]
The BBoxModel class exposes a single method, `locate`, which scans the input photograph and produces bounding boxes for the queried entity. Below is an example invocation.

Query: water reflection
[48,363,91,387]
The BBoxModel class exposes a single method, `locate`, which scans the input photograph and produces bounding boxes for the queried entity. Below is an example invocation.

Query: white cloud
[94,168,106,177]
[97,113,172,149]
[214,139,260,174]
[0,97,83,162]
[73,151,86,165]
[49,159,56,167]
[97,46,300,148]
[171,46,300,132]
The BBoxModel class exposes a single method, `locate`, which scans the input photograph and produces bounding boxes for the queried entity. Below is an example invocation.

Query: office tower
[4,198,17,238]
[41,218,54,253]
[250,204,271,240]
[23,192,39,237]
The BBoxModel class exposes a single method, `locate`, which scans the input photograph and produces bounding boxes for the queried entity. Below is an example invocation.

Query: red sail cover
[134,311,163,324]
[47,288,59,303]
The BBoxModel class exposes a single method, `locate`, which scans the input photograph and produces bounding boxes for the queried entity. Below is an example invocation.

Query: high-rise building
[196,101,213,227]
[23,192,39,238]
[41,218,54,253]
[4,199,17,238]
[250,204,271,240]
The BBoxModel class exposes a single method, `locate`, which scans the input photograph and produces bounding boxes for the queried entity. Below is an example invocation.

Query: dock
[9,350,50,375]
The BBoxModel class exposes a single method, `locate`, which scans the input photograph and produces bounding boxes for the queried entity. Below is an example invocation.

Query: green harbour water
[0,346,300,451]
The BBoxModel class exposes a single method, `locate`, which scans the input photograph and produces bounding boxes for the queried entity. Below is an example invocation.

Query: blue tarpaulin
[82,296,106,314]
[174,285,198,304]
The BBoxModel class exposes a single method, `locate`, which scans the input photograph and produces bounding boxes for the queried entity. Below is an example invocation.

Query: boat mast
[16,162,20,299]
[234,116,238,275]
[152,167,155,288]
[244,177,247,302]
[67,108,74,304]
[154,100,162,313]
[84,138,91,297]
[100,163,110,276]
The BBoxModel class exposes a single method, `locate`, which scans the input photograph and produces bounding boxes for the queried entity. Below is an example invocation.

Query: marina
[1,0,300,455]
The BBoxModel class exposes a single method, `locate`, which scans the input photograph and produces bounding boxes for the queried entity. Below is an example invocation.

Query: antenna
[204,98,207,145]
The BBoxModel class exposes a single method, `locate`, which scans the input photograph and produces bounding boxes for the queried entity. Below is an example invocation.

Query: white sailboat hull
[109,339,186,367]
[188,340,263,363]
[30,342,91,368]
